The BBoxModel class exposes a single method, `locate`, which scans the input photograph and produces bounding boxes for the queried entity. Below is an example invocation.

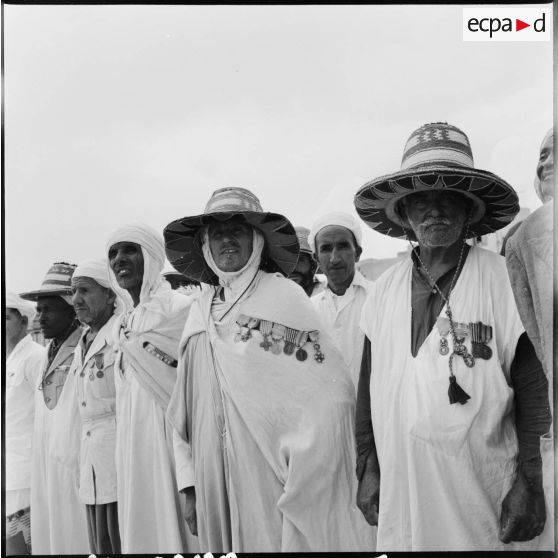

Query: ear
[106,288,117,306]
[355,245,363,262]
[21,315,29,330]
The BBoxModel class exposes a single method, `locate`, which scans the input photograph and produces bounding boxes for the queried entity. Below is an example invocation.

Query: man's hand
[357,461,380,526]
[499,468,546,543]
[183,486,198,536]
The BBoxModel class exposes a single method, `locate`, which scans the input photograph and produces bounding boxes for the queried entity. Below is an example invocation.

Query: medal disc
[271,342,282,355]
[283,342,295,356]
[439,345,449,355]
[472,342,492,360]
[295,348,307,361]
[89,373,95,381]
[96,370,104,378]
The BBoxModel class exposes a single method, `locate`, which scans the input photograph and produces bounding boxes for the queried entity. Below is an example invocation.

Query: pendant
[295,347,308,361]
[283,341,296,356]
[96,370,104,379]
[439,337,449,355]
[313,342,325,363]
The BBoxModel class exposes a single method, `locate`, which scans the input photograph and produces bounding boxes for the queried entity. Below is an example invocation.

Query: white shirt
[73,315,118,505]
[311,270,371,391]
[6,335,46,514]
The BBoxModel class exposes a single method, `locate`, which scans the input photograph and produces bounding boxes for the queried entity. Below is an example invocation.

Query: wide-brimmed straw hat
[20,262,76,301]
[164,187,299,284]
[354,122,519,240]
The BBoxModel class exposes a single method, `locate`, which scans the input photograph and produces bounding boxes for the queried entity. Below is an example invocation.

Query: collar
[325,269,369,297]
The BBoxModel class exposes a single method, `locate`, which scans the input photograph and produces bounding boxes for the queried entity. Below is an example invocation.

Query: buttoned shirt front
[311,270,371,390]
[6,336,46,514]
[73,314,118,505]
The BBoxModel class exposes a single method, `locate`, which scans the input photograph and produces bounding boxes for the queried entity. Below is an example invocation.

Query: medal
[259,320,273,351]
[470,321,493,360]
[308,331,325,363]
[472,342,492,360]
[439,337,449,355]
[271,324,286,355]
[96,370,104,378]
[283,327,297,356]
[295,348,307,361]
[89,373,95,381]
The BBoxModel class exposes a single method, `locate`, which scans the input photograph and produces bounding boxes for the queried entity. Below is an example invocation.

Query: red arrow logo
[516,19,530,31]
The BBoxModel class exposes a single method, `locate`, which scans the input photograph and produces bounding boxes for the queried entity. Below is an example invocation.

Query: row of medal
[87,353,106,380]
[235,314,325,363]
[436,317,493,367]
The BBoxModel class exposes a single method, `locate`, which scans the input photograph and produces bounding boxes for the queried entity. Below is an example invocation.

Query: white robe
[30,328,90,554]
[360,246,551,551]
[114,292,197,553]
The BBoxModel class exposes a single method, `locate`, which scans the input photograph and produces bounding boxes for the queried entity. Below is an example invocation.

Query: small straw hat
[20,262,76,301]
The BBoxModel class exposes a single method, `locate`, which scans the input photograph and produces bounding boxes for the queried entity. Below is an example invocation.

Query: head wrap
[6,292,36,324]
[202,227,265,301]
[106,223,170,311]
[73,258,111,289]
[308,211,363,252]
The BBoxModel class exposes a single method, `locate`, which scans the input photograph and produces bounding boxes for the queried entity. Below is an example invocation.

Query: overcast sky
[4,4,553,293]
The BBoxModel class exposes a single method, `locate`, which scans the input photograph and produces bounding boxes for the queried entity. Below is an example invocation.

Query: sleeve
[510,332,552,489]
[355,336,374,481]
[173,429,195,492]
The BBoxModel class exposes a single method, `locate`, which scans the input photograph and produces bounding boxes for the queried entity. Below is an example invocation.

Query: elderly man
[309,212,371,390]
[287,226,320,297]
[5,293,45,555]
[20,262,89,554]
[71,259,121,554]
[354,122,552,551]
[106,223,195,553]
[165,187,372,552]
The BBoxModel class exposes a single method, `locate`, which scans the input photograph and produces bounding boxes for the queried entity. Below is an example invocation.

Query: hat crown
[294,226,312,253]
[204,187,263,215]
[42,262,76,289]
[401,122,474,171]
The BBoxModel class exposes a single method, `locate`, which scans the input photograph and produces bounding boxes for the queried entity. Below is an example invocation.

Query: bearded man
[287,226,320,297]
[353,122,552,551]
[106,223,196,553]
[165,187,372,552]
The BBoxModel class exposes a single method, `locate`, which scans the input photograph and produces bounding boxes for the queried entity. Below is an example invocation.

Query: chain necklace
[408,231,473,405]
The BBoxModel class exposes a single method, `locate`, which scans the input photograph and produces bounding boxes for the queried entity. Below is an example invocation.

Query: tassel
[448,375,470,405]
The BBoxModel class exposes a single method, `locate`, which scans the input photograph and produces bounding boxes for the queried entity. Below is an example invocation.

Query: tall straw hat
[354,122,519,240]
[20,262,76,301]
[164,187,299,284]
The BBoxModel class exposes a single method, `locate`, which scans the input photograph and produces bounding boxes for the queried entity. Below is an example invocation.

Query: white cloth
[308,211,363,252]
[74,258,111,289]
[6,292,36,323]
[73,314,119,505]
[30,328,90,554]
[170,271,376,552]
[5,336,45,514]
[108,223,197,553]
[312,270,371,390]
[360,246,550,551]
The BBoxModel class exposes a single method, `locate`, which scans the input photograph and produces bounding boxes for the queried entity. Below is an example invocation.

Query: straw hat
[354,122,519,240]
[294,226,313,255]
[164,187,299,284]
[20,262,76,301]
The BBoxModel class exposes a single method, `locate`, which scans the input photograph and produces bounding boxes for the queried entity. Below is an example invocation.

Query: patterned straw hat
[294,226,313,254]
[354,122,519,240]
[164,187,299,284]
[20,262,77,301]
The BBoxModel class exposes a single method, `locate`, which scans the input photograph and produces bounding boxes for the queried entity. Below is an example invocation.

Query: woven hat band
[204,187,263,214]
[401,123,474,170]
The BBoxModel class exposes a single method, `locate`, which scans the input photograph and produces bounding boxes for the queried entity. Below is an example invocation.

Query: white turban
[308,211,363,252]
[73,258,111,289]
[6,292,36,323]
[106,222,169,311]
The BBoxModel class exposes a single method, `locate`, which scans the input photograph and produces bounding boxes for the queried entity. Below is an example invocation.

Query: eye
[108,249,116,259]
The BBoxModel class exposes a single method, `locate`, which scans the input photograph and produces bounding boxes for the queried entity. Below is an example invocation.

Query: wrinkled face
[108,242,144,295]
[315,225,361,293]
[536,132,554,203]
[36,296,75,340]
[71,277,115,329]
[288,252,315,294]
[401,190,469,248]
[5,309,27,344]
[207,218,254,272]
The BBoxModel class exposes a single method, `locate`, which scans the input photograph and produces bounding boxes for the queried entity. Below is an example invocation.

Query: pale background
[4,4,553,292]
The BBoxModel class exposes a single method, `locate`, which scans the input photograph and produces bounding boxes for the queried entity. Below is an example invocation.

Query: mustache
[420,218,452,228]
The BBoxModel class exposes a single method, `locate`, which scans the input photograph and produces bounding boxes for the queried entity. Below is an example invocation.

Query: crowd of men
[5,122,554,554]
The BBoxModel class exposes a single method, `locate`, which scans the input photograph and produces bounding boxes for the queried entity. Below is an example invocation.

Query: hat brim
[354,165,519,240]
[164,211,299,285]
[20,288,72,301]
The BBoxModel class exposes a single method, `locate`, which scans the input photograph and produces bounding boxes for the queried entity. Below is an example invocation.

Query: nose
[71,292,80,305]
[330,247,342,264]
[112,249,127,266]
